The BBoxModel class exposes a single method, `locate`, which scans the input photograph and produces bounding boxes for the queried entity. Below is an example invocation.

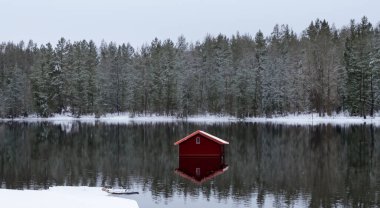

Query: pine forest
[1,17,380,119]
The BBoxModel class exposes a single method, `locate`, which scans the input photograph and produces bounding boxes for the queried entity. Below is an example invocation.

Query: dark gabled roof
[174,130,229,145]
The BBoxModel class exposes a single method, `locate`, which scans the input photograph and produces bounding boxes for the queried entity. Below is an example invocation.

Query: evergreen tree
[84,40,98,113]
[161,39,177,115]
[231,33,256,117]
[370,25,380,116]
[53,38,69,113]
[344,17,373,118]
[3,66,27,117]
[263,25,287,115]
[253,30,267,116]
[128,45,151,115]
[174,35,191,117]
[31,43,55,117]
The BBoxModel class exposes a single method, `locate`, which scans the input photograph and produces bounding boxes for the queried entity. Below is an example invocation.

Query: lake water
[1,122,380,207]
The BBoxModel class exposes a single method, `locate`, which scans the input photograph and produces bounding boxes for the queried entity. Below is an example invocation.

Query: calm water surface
[1,122,380,207]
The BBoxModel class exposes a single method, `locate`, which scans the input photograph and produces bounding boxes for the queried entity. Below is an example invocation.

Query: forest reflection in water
[0,122,380,207]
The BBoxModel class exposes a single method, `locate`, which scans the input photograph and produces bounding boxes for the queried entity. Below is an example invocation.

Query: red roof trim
[174,130,229,145]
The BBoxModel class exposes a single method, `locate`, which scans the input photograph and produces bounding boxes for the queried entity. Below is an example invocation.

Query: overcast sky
[1,0,379,47]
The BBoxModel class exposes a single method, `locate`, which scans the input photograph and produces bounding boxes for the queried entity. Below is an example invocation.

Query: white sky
[1,0,379,47]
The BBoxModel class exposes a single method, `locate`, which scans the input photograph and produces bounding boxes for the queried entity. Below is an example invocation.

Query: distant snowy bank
[1,112,380,125]
[247,113,380,125]
[0,113,236,124]
[0,186,139,208]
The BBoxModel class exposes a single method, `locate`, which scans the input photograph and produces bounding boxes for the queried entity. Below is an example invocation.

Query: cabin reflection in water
[175,156,228,184]
[174,130,229,184]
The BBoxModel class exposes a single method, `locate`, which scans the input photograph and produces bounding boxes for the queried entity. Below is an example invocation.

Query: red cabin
[174,130,229,157]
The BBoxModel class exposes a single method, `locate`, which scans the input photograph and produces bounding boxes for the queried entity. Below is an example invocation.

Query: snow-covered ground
[0,112,380,125]
[0,186,139,208]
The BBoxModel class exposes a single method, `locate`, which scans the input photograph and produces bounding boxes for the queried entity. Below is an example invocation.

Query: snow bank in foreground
[0,186,139,208]
[1,112,380,126]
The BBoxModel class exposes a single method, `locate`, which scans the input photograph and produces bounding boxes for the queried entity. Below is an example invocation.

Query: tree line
[1,17,380,118]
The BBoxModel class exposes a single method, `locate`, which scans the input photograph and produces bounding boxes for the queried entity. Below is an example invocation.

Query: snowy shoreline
[0,186,139,208]
[0,113,380,125]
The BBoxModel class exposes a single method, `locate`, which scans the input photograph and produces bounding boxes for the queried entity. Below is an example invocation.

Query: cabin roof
[174,130,229,145]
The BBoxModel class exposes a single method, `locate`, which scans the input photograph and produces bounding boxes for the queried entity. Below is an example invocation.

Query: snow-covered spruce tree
[189,41,207,114]
[121,43,135,113]
[160,39,177,116]
[174,35,189,117]
[111,44,125,113]
[280,25,308,115]
[369,24,380,116]
[200,34,233,114]
[31,43,55,117]
[0,41,34,117]
[3,65,27,117]
[69,41,86,116]
[252,30,267,116]
[286,30,308,114]
[96,42,132,115]
[0,45,9,117]
[66,40,98,117]
[127,45,151,115]
[84,40,98,114]
[263,25,287,116]
[0,44,3,117]
[344,17,373,118]
[147,38,179,115]
[175,35,205,117]
[216,35,235,115]
[231,33,256,117]
[112,43,133,113]
[94,41,110,116]
[52,38,69,113]
[149,38,168,115]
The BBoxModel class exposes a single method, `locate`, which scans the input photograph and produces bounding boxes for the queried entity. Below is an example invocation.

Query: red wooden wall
[178,134,223,156]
